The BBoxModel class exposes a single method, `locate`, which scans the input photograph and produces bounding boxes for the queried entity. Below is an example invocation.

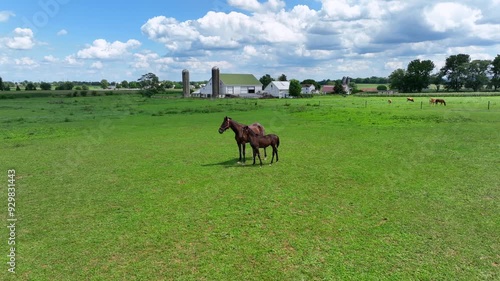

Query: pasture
[1,94,499,280]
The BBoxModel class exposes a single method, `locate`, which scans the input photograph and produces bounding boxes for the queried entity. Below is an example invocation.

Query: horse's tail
[443,100,446,106]
[276,136,280,148]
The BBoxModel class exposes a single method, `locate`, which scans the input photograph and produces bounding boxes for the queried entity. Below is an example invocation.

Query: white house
[301,84,316,94]
[199,73,263,98]
[263,81,290,98]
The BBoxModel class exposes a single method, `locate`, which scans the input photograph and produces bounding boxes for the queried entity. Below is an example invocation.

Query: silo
[182,69,190,98]
[211,66,220,99]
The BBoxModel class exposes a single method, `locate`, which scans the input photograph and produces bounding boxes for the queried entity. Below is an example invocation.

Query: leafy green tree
[163,80,174,89]
[490,54,500,91]
[25,82,36,90]
[121,80,129,89]
[138,73,162,98]
[440,54,470,91]
[0,77,4,91]
[40,82,51,90]
[100,79,109,89]
[289,79,301,97]
[55,82,74,90]
[406,59,435,92]
[259,74,274,89]
[377,85,388,91]
[278,74,287,81]
[16,84,21,91]
[389,69,407,92]
[333,80,346,94]
[129,81,140,89]
[465,59,491,91]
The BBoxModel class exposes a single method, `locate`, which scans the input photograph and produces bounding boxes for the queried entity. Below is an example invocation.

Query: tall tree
[464,59,491,91]
[388,69,407,92]
[333,80,345,94]
[138,73,160,89]
[440,54,470,91]
[121,80,129,89]
[406,59,435,92]
[100,79,109,89]
[0,77,4,91]
[138,73,162,97]
[25,82,36,91]
[289,79,301,97]
[278,74,287,81]
[259,74,274,89]
[490,54,500,91]
[40,82,51,90]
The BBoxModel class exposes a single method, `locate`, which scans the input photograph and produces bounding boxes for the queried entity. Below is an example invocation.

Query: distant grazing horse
[218,116,266,163]
[388,99,392,104]
[407,97,414,102]
[243,126,279,166]
[435,99,446,106]
[429,98,436,105]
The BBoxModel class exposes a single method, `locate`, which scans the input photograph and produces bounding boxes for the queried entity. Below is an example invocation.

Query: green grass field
[1,95,499,280]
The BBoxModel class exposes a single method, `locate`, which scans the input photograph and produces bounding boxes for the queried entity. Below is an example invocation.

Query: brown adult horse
[435,99,446,106]
[407,97,414,102]
[218,116,267,163]
[429,98,436,105]
[243,126,279,166]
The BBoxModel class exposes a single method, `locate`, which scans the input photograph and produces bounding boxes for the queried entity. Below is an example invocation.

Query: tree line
[0,77,203,92]
[389,54,500,93]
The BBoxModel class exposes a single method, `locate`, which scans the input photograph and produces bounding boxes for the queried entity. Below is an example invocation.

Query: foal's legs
[253,147,263,166]
[270,145,278,164]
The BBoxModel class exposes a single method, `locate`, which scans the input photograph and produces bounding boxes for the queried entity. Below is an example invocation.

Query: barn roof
[265,81,290,90]
[220,74,262,86]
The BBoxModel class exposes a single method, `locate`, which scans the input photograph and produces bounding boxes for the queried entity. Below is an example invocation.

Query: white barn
[263,81,290,98]
[199,73,263,98]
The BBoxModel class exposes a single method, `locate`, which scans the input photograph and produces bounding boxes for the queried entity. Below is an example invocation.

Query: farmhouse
[301,84,316,95]
[263,81,290,98]
[199,73,262,98]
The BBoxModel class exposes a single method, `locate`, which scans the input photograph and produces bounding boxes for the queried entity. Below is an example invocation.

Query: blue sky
[1,0,500,83]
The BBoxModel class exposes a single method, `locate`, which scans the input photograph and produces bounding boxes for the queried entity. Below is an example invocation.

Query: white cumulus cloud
[424,2,482,32]
[77,39,141,59]
[15,57,39,69]
[3,28,35,50]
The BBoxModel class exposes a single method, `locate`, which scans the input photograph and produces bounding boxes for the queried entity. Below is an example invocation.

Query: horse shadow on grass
[201,158,255,168]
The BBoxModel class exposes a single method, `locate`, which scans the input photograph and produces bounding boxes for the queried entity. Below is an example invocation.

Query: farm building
[198,73,262,98]
[321,85,335,94]
[263,81,290,98]
[301,84,316,94]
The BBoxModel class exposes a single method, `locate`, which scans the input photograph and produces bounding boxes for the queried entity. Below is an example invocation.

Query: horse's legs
[237,142,242,163]
[275,145,278,162]
[264,147,267,160]
[242,143,246,163]
[270,145,275,164]
[251,147,257,165]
